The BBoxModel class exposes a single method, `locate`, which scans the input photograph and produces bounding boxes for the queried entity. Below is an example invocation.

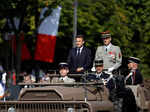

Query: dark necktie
[77,48,80,56]
[106,48,107,52]
[60,77,64,82]
[132,71,136,84]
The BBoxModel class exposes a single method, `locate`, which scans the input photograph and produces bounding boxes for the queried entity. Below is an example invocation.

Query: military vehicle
[0,73,150,112]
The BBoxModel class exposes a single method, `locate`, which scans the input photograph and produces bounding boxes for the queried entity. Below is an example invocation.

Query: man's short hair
[76,35,84,40]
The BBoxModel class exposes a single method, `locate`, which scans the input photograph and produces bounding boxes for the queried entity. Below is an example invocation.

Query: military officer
[93,31,122,73]
[125,57,143,85]
[51,62,75,83]
[87,60,115,91]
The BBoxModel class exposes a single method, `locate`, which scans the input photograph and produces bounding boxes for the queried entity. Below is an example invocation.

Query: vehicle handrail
[18,82,103,86]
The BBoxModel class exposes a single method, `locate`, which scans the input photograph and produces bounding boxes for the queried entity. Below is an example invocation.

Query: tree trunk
[15,32,22,82]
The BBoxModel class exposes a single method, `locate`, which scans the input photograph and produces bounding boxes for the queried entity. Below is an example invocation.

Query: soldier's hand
[91,67,96,72]
[108,67,114,72]
[76,67,84,72]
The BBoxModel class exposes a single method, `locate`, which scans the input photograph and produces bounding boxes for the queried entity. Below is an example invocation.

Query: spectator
[23,72,35,88]
[39,72,50,83]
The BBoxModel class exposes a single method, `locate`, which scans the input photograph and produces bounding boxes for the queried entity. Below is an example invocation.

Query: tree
[0,0,150,79]
[0,0,59,79]
[116,0,150,78]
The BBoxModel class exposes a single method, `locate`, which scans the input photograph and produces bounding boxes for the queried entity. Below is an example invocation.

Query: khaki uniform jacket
[51,76,75,83]
[95,44,122,70]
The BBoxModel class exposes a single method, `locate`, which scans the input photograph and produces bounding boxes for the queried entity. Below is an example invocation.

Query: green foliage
[0,0,150,78]
[116,0,150,77]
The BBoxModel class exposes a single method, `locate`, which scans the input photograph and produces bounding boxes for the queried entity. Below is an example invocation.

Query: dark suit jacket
[126,69,143,85]
[67,46,92,73]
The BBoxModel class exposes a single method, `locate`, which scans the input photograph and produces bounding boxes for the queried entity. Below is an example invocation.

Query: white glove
[108,67,114,72]
[2,72,7,84]
[91,67,96,72]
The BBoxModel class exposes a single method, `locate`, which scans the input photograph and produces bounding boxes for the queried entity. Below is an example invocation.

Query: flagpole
[73,0,78,48]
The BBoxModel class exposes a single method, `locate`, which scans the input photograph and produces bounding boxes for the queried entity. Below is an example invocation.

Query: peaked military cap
[95,60,103,66]
[59,62,69,69]
[101,30,111,38]
[128,57,140,64]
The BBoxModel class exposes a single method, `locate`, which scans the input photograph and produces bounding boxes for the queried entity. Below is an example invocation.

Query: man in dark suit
[67,35,92,74]
[125,57,143,85]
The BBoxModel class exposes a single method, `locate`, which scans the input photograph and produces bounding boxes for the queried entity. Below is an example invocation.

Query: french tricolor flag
[34,6,61,63]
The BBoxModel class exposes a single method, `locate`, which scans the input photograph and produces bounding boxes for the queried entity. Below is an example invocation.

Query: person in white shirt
[39,72,50,83]
[51,62,75,83]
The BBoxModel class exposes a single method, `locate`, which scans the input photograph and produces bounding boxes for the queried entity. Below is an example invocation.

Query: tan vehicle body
[0,73,150,112]
[0,82,114,112]
[127,85,150,112]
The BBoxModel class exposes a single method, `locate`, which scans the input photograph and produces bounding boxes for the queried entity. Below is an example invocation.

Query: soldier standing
[93,31,122,73]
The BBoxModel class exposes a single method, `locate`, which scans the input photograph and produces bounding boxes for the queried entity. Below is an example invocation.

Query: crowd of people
[0,30,144,100]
